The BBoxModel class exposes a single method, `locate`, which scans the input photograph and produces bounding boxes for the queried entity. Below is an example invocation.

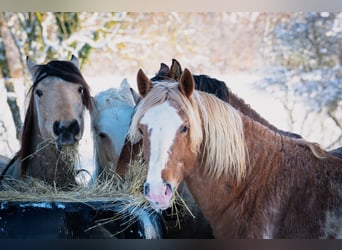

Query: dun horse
[128,67,342,238]
[0,56,93,189]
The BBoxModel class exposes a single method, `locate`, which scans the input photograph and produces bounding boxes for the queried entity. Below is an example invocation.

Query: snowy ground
[0,73,340,159]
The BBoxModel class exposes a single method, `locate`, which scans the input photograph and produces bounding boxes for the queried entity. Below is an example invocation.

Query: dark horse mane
[3,59,93,178]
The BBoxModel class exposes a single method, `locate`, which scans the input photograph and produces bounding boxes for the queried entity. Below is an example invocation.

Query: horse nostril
[144,182,150,196]
[53,120,80,137]
[165,183,172,196]
[68,119,80,136]
[53,121,61,136]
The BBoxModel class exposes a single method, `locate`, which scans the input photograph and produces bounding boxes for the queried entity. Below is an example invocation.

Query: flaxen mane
[128,82,247,182]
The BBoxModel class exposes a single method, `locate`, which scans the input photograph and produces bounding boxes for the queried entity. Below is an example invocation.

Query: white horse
[91,79,139,177]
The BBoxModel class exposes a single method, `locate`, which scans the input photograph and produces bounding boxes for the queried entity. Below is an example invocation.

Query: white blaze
[141,102,183,186]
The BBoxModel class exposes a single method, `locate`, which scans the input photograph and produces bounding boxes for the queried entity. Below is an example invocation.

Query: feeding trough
[0,159,165,239]
[0,200,162,239]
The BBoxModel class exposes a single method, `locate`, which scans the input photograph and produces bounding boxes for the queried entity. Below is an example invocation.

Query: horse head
[92,79,138,175]
[26,55,91,148]
[129,68,200,210]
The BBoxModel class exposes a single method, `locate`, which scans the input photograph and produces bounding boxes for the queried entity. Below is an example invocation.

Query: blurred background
[0,12,341,158]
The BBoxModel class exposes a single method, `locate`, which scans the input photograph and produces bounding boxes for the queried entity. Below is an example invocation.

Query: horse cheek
[162,157,184,188]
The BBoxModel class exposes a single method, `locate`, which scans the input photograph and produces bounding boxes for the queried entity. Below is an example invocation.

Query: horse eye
[78,86,84,94]
[35,89,43,97]
[138,128,144,135]
[98,132,107,139]
[180,125,188,133]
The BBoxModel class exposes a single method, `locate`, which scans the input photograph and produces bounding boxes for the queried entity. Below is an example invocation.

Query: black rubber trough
[0,200,164,239]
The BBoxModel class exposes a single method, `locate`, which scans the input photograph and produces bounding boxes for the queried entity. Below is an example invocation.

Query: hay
[59,144,80,175]
[0,152,193,234]
[0,155,147,206]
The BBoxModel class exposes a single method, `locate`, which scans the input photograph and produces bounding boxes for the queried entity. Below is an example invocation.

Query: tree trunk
[0,19,23,140]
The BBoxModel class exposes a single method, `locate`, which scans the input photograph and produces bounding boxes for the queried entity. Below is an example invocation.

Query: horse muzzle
[53,119,81,146]
[143,181,173,211]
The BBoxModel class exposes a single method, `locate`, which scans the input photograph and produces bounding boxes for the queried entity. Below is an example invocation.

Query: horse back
[276,150,342,238]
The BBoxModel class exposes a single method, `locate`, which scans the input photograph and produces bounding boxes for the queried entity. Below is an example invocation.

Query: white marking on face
[141,101,183,186]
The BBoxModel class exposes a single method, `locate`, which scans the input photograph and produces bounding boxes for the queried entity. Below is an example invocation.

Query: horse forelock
[128,82,202,151]
[128,82,247,182]
[94,88,135,111]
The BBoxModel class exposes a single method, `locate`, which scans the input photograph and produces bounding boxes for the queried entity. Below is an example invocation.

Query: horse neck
[228,92,279,132]
[185,111,340,238]
[184,114,289,238]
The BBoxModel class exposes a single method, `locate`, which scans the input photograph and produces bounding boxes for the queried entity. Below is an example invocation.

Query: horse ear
[119,78,131,91]
[119,78,141,105]
[157,63,170,76]
[178,68,194,98]
[137,69,152,97]
[70,55,80,69]
[26,56,38,78]
[170,58,183,81]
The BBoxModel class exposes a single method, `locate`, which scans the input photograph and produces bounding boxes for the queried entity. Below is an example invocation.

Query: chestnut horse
[0,56,93,189]
[128,67,342,238]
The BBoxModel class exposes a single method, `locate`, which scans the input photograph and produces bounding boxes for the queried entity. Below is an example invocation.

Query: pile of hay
[0,153,193,234]
[0,156,148,207]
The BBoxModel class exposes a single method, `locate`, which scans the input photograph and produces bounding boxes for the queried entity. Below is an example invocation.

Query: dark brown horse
[128,67,342,238]
[0,56,93,189]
